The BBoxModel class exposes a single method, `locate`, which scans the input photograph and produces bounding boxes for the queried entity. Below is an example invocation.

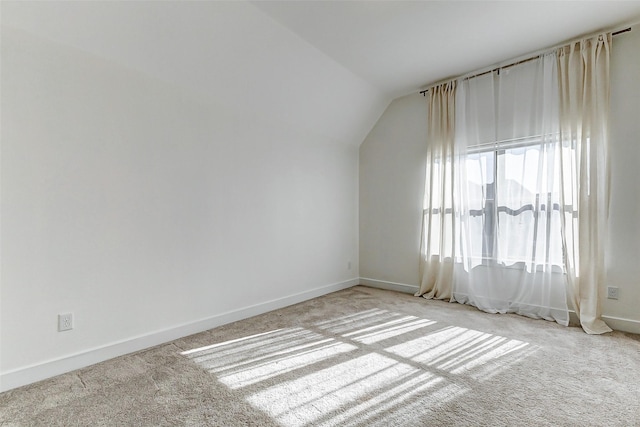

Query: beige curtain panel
[418,81,457,300]
[557,34,612,334]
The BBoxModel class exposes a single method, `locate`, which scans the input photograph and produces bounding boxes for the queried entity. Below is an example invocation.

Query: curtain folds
[557,34,612,334]
[417,81,457,299]
[451,54,569,324]
[418,34,613,333]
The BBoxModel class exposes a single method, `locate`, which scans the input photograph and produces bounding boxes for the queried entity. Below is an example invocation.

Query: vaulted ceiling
[4,1,640,145]
[254,1,640,97]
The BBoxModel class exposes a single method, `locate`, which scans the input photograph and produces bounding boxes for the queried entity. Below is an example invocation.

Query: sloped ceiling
[1,1,388,146]
[254,1,640,97]
[4,1,640,145]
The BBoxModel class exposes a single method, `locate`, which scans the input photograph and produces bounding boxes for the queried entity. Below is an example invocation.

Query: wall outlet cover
[58,313,73,331]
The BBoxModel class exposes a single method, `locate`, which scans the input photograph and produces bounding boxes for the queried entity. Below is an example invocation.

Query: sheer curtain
[418,36,614,333]
[450,54,569,324]
[557,34,612,334]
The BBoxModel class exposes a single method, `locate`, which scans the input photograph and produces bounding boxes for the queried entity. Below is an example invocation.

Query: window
[419,36,611,331]
[464,140,564,270]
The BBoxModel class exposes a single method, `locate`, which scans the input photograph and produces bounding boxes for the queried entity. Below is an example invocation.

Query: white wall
[604,24,640,331]
[359,94,428,292]
[0,2,387,391]
[359,25,640,333]
[2,1,385,147]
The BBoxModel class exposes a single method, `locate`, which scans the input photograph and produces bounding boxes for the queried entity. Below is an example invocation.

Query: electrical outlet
[348,260,352,270]
[58,313,73,331]
[607,286,619,300]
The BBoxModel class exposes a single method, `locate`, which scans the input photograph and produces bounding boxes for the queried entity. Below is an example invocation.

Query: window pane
[492,144,563,268]
[463,152,493,263]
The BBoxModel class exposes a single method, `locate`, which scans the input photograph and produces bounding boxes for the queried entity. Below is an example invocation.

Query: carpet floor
[1,285,640,426]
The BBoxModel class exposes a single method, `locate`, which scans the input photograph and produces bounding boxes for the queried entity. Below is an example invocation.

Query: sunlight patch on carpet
[386,325,533,378]
[182,328,357,389]
[182,309,536,426]
[246,353,465,427]
[315,308,438,344]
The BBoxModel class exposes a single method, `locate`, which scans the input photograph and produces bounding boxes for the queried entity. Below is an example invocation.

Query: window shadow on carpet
[181,308,537,426]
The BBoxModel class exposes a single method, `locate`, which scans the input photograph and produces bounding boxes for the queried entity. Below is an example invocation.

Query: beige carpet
[2,285,640,426]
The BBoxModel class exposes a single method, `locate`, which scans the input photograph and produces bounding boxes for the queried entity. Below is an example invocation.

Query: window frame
[464,135,567,270]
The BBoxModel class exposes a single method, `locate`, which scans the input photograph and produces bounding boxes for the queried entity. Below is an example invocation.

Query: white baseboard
[0,278,359,393]
[359,277,419,295]
[562,311,640,335]
[359,278,640,336]
[602,315,640,335]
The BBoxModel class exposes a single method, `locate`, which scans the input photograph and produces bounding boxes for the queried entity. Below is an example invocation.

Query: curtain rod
[419,27,631,96]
